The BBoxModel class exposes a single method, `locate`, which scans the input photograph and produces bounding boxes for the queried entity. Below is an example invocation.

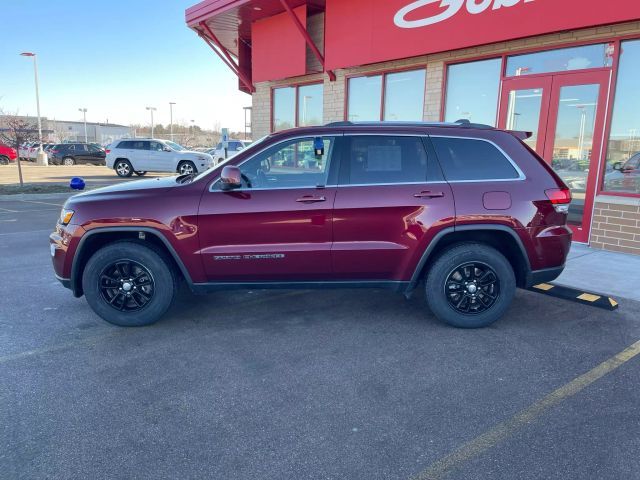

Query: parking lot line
[411,339,640,480]
[20,199,65,207]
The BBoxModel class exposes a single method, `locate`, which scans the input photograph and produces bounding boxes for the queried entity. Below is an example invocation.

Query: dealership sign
[394,0,535,29]
[325,0,640,70]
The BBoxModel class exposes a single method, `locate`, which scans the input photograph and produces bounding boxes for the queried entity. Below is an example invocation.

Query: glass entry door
[498,71,610,243]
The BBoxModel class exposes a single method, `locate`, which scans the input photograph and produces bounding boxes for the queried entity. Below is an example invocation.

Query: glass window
[118,141,131,149]
[348,75,382,121]
[603,40,640,194]
[445,59,501,126]
[297,84,323,127]
[150,141,164,151]
[130,141,149,150]
[506,43,614,77]
[384,69,426,121]
[431,137,520,181]
[343,136,429,185]
[230,137,334,189]
[273,87,296,132]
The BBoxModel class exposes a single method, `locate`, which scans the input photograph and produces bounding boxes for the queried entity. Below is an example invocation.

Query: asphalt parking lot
[2,195,640,480]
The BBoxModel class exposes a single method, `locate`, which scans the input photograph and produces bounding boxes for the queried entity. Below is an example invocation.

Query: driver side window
[228,137,334,190]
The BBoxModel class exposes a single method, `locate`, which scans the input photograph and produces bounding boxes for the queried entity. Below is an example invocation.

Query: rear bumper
[526,265,565,288]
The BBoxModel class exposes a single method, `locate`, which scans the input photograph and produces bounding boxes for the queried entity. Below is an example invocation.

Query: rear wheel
[114,159,133,177]
[177,161,197,175]
[424,243,516,328]
[82,242,178,327]
[62,156,75,166]
[0,155,8,165]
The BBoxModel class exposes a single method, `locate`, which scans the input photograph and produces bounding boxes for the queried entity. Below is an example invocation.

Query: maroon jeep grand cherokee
[50,121,572,328]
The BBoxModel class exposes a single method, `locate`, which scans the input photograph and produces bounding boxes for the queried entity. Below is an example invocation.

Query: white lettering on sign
[394,0,535,29]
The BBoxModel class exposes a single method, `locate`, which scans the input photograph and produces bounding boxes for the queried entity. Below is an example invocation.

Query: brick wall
[591,197,640,255]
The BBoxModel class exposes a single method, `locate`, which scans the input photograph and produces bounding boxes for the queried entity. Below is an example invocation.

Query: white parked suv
[208,140,251,164]
[105,139,214,177]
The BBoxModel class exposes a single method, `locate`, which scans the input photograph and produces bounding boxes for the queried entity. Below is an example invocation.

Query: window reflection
[297,84,323,127]
[444,58,501,126]
[273,87,296,132]
[384,70,426,121]
[604,40,640,194]
[348,75,382,121]
[506,43,614,77]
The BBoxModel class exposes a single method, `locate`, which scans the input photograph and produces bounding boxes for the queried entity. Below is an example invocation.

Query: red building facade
[187,0,640,253]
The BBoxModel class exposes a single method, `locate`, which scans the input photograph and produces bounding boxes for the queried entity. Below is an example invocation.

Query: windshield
[165,140,185,151]
[191,135,270,182]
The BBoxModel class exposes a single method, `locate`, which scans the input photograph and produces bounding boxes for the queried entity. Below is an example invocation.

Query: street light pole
[78,108,88,143]
[169,102,176,141]
[20,52,46,165]
[146,106,156,138]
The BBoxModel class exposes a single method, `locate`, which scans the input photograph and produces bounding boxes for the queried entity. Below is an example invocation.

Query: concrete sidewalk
[556,243,640,301]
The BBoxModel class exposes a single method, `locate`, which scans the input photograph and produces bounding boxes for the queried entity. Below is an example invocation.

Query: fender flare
[407,224,532,291]
[70,226,194,297]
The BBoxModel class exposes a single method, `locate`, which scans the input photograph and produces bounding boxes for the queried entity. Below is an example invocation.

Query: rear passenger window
[431,137,520,181]
[118,141,131,149]
[342,136,431,185]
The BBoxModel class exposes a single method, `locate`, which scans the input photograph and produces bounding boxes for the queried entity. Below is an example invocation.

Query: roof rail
[324,120,494,129]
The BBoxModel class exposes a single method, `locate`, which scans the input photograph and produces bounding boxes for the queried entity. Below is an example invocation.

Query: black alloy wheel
[98,260,155,312]
[444,262,499,315]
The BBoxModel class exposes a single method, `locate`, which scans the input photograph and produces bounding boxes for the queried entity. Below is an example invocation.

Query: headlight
[59,208,74,225]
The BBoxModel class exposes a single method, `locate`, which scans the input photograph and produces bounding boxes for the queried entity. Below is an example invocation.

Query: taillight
[545,188,572,213]
[50,149,58,154]
[105,149,110,154]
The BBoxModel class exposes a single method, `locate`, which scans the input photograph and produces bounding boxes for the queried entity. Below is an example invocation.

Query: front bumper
[50,224,84,293]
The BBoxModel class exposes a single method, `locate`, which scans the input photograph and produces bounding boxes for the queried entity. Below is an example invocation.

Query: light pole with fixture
[169,102,176,141]
[146,106,157,138]
[78,108,88,143]
[20,52,47,165]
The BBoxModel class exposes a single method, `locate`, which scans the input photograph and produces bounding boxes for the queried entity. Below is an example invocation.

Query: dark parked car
[50,121,572,328]
[49,143,106,166]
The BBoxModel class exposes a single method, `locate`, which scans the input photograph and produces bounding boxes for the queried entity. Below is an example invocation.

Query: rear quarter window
[117,141,131,149]
[431,137,521,181]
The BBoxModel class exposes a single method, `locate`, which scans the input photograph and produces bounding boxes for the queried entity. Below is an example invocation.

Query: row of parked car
[4,138,253,176]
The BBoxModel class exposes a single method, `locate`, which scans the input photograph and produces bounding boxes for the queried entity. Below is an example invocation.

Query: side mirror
[612,161,623,171]
[163,146,172,152]
[220,165,242,191]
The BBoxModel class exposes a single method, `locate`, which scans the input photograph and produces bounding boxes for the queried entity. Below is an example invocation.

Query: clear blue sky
[0,0,250,131]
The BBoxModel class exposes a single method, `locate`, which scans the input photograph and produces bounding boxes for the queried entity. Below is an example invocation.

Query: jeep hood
[70,176,181,199]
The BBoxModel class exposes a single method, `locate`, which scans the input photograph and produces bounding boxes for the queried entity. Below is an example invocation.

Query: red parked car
[0,143,17,165]
[50,121,572,328]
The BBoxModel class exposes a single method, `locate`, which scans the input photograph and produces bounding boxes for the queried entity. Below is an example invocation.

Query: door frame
[497,70,612,243]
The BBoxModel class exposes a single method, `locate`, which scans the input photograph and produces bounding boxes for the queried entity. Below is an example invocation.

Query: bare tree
[0,110,39,187]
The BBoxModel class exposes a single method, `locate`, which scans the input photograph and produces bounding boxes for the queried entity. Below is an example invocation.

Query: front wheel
[114,159,133,177]
[424,243,515,329]
[82,242,178,326]
[177,161,197,175]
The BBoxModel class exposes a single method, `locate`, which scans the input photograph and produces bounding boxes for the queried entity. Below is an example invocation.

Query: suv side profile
[105,138,214,177]
[50,121,572,329]
[49,143,106,166]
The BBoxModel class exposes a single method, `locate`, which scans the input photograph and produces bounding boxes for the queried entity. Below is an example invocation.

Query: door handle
[296,196,326,203]
[414,191,445,199]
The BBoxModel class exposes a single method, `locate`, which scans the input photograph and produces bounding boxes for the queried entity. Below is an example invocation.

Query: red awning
[186,0,329,92]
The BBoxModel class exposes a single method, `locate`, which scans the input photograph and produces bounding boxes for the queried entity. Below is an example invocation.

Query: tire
[0,156,8,165]
[82,241,178,327]
[114,159,133,177]
[62,156,75,166]
[177,161,197,175]
[424,243,516,329]
[134,171,147,176]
